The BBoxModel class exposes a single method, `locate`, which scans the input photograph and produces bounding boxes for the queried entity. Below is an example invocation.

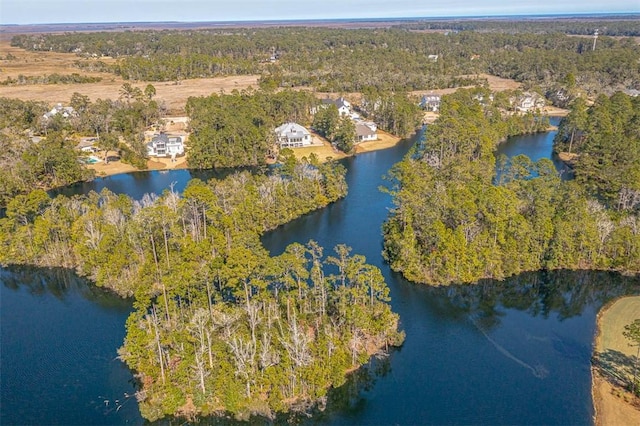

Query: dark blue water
[0,267,141,425]
[495,117,573,181]
[2,126,638,425]
[51,168,237,200]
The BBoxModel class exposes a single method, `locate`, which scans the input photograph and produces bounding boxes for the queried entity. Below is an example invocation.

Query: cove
[2,126,639,425]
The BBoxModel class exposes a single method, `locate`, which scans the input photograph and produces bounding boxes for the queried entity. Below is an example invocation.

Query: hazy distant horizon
[2,12,640,28]
[2,0,638,26]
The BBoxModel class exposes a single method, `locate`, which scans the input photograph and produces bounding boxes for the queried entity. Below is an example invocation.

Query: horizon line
[2,11,639,27]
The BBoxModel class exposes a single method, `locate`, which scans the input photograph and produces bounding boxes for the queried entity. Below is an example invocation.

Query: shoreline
[86,130,404,179]
[592,296,640,426]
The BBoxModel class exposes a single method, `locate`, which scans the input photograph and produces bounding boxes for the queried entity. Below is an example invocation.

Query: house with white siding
[43,103,76,120]
[275,122,312,148]
[355,122,378,142]
[147,133,184,157]
[319,97,351,116]
[419,94,441,112]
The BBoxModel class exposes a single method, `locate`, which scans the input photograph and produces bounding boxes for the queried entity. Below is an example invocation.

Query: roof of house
[356,122,377,137]
[151,133,169,144]
[275,122,311,139]
[43,104,76,119]
[149,133,183,145]
[321,97,351,110]
[421,94,441,102]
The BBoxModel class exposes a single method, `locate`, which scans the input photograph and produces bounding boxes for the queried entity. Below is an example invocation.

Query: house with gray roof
[147,133,184,157]
[320,97,351,116]
[275,122,312,148]
[355,122,378,142]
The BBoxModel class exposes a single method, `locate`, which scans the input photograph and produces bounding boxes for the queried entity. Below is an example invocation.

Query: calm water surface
[2,125,638,425]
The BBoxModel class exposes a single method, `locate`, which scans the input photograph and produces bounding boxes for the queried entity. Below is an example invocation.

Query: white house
[275,122,312,148]
[43,103,76,120]
[320,97,351,116]
[516,92,546,112]
[419,94,441,112]
[355,122,378,142]
[147,133,184,157]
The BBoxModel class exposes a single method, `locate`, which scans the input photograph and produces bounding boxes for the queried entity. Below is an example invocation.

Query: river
[1,124,638,425]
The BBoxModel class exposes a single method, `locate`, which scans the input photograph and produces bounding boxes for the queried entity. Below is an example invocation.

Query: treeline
[554,92,640,211]
[312,105,356,154]
[397,17,640,36]
[360,89,424,138]
[11,27,640,94]
[0,159,347,294]
[383,89,640,285]
[0,158,404,421]
[0,73,102,86]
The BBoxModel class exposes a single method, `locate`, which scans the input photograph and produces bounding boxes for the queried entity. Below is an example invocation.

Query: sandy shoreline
[592,296,640,426]
[87,155,188,177]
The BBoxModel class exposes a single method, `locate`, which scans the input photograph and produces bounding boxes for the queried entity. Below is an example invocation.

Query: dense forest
[383,89,640,285]
[554,92,640,211]
[397,17,640,36]
[11,23,640,94]
[0,156,403,420]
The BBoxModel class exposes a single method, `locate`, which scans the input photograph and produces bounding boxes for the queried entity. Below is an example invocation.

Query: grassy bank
[592,296,640,425]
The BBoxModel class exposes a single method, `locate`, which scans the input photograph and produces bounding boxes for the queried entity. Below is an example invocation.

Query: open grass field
[0,39,260,114]
[592,297,640,426]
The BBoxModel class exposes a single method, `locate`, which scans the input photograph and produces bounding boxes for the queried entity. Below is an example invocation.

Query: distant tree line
[0,73,102,86]
[396,17,640,36]
[11,25,640,94]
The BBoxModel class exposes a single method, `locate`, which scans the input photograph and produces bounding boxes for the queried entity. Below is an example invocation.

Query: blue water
[2,127,638,425]
[0,268,141,425]
[495,117,573,181]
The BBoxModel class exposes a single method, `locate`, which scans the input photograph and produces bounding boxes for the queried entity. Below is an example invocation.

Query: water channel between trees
[2,122,639,425]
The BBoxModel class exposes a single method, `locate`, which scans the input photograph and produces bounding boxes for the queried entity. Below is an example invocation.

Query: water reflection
[0,266,140,426]
[50,166,266,200]
[1,265,132,310]
[428,269,640,325]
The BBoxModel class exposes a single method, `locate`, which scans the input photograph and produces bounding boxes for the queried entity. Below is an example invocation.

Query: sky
[1,0,638,25]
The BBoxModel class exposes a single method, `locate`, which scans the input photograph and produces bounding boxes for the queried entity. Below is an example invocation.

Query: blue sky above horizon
[1,0,638,25]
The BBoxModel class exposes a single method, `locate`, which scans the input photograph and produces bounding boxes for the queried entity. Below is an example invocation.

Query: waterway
[1,125,638,425]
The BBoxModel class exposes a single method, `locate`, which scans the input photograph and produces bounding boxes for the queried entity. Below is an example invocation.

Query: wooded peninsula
[383,89,639,284]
